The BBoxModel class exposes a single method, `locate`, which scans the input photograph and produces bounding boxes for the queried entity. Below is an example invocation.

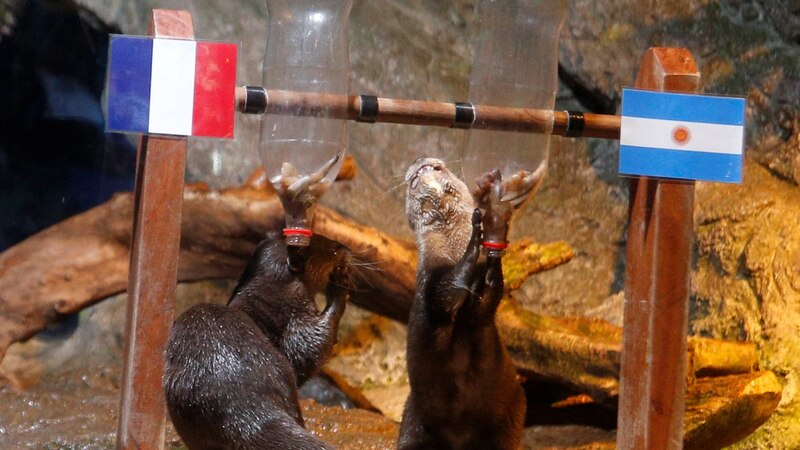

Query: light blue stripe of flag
[620,145,742,183]
[622,89,745,126]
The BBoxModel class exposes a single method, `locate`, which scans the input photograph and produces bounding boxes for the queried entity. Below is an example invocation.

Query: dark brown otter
[163,233,350,450]
[398,157,526,450]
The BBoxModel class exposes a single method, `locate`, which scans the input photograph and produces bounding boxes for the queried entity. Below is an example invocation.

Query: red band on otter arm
[482,241,508,250]
[283,228,314,237]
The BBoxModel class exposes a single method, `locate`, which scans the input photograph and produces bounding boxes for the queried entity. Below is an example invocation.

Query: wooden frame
[112,10,700,448]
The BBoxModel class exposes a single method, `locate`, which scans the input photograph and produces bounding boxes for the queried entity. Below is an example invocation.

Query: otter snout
[405,157,445,190]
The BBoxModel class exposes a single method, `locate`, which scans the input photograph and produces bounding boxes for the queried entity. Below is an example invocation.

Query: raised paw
[324,265,350,318]
[473,169,501,204]
[326,264,352,300]
[330,264,351,287]
[468,208,483,249]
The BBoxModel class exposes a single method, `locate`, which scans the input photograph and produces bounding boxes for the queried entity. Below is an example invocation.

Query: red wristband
[283,228,313,237]
[481,241,508,250]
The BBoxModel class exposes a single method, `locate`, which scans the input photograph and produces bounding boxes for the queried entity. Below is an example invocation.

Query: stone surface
[693,161,800,448]
[326,306,410,422]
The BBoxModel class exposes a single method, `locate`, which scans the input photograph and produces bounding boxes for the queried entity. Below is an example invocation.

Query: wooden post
[116,10,194,450]
[616,48,701,449]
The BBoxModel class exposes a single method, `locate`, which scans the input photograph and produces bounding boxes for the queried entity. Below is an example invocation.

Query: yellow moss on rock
[502,238,575,291]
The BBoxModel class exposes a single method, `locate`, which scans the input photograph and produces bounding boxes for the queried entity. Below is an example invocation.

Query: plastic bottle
[260,0,353,246]
[462,0,567,253]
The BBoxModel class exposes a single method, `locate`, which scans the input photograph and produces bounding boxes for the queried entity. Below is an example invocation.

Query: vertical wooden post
[616,48,700,450]
[116,10,194,450]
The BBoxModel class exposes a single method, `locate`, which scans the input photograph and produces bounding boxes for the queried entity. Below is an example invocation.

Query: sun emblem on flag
[671,125,691,146]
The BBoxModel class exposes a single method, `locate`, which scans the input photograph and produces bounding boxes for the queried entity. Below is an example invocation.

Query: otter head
[233,233,351,302]
[405,157,475,264]
[288,234,351,295]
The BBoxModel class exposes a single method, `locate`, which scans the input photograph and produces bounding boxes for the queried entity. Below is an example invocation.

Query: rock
[693,161,800,448]
[325,306,410,422]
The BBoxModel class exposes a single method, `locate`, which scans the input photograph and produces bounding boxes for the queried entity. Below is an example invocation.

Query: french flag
[620,89,745,184]
[106,35,238,139]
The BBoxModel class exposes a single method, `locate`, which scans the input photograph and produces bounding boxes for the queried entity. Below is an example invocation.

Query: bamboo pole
[235,87,621,140]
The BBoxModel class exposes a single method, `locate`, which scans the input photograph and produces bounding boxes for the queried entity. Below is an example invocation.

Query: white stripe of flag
[149,39,197,136]
[621,117,744,155]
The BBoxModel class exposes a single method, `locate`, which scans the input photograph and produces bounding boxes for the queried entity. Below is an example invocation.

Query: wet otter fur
[398,157,526,450]
[164,233,350,450]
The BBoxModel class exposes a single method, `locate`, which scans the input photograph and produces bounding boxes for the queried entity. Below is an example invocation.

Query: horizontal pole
[235,86,621,140]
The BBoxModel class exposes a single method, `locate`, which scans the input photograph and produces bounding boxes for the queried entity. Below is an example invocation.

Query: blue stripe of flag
[106,36,153,133]
[620,145,742,183]
[622,89,745,126]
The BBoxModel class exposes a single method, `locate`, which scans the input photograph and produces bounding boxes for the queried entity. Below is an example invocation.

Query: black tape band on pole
[565,110,585,137]
[244,86,267,114]
[452,102,475,129]
[357,95,379,123]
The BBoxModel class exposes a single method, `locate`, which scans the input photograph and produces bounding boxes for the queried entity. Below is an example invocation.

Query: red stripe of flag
[192,42,238,138]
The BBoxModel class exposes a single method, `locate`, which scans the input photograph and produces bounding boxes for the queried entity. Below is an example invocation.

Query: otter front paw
[325,265,351,313]
[473,168,501,207]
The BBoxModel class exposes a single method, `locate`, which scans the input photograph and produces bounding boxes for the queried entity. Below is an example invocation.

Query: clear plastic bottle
[462,0,567,253]
[260,0,353,246]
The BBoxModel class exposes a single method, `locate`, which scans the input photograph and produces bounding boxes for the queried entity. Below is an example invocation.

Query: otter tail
[243,416,336,450]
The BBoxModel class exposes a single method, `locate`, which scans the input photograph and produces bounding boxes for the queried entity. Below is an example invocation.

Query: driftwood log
[0,179,415,364]
[0,181,762,388]
[0,178,779,443]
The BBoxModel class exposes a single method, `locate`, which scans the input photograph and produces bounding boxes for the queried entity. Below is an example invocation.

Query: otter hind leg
[244,416,336,450]
[398,395,440,450]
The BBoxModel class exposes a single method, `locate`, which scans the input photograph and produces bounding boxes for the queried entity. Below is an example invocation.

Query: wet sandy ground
[0,363,614,449]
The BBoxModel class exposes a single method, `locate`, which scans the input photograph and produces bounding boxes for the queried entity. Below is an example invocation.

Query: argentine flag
[105,35,238,139]
[619,89,745,184]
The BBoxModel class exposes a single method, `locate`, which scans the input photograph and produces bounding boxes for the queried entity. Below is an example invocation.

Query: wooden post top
[148,9,194,38]
[635,47,700,93]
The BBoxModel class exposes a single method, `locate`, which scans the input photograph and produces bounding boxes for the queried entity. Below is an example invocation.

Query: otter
[398,157,526,450]
[163,233,350,450]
